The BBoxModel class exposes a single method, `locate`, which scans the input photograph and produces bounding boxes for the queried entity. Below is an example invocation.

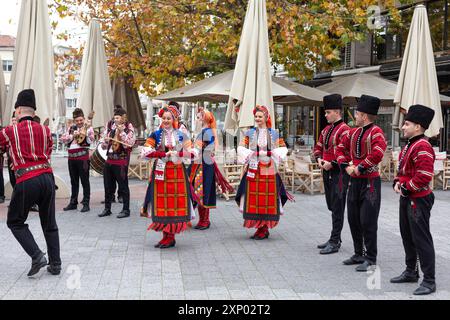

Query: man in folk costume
[236,105,292,240]
[190,110,233,230]
[98,106,136,218]
[336,94,387,272]
[313,94,351,254]
[390,105,437,295]
[140,105,196,248]
[0,89,61,277]
[60,108,94,212]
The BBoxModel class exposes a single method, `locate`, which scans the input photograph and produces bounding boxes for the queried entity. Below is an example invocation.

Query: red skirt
[147,161,192,234]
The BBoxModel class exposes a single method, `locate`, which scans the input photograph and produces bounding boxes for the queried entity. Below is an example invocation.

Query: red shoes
[195,207,211,230]
[155,232,176,249]
[250,225,270,240]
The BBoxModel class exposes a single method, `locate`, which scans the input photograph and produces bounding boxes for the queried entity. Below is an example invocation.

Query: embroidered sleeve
[359,128,387,169]
[100,123,110,149]
[140,132,162,159]
[313,130,324,160]
[0,128,9,151]
[270,131,288,165]
[336,127,352,168]
[405,143,435,192]
[60,127,73,144]
[86,127,95,144]
[119,123,136,147]
[237,130,253,164]
[45,126,53,157]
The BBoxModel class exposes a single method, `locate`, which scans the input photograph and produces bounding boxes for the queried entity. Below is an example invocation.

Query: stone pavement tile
[2,287,34,300]
[340,292,369,300]
[297,293,323,300]
[273,288,298,298]
[164,294,186,300]
[206,286,229,296]
[229,289,253,299]
[185,290,209,300]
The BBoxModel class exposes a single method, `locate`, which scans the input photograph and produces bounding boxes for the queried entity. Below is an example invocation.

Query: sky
[0,0,87,48]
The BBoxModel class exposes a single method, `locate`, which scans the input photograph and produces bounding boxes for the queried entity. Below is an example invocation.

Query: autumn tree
[51,0,402,96]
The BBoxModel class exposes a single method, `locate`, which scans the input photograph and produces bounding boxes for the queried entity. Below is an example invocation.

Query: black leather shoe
[154,242,162,248]
[0,196,5,204]
[343,255,365,265]
[118,196,124,204]
[63,203,77,211]
[390,271,419,283]
[159,240,176,249]
[30,204,39,212]
[320,243,340,255]
[413,283,436,295]
[28,252,47,277]
[98,209,112,217]
[317,241,330,249]
[356,260,375,272]
[117,210,130,219]
[47,264,62,275]
[80,205,90,213]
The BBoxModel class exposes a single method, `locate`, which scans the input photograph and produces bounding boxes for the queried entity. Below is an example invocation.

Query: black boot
[63,203,77,211]
[117,210,130,219]
[317,241,330,249]
[47,263,62,275]
[320,242,340,255]
[98,209,112,217]
[390,270,419,283]
[80,204,90,212]
[413,282,436,295]
[28,252,47,277]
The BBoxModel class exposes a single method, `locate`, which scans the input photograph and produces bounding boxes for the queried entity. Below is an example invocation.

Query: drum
[90,143,107,175]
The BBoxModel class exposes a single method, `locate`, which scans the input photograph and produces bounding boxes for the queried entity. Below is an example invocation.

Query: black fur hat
[15,89,36,110]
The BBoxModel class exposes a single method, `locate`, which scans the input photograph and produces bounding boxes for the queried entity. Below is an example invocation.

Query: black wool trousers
[323,168,350,244]
[399,193,435,284]
[347,176,381,263]
[7,173,61,265]
[103,163,130,211]
[68,159,90,205]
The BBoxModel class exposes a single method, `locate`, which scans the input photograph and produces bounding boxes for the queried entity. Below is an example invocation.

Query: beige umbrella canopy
[393,4,443,137]
[77,19,114,128]
[224,0,274,131]
[0,56,6,125]
[112,76,146,133]
[316,73,398,107]
[3,0,55,127]
[154,69,327,105]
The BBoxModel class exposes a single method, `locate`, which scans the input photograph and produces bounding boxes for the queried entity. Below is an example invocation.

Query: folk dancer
[98,106,136,218]
[390,105,437,295]
[0,89,61,277]
[189,110,233,230]
[140,105,196,249]
[313,94,351,254]
[336,95,387,272]
[60,108,94,212]
[236,105,292,240]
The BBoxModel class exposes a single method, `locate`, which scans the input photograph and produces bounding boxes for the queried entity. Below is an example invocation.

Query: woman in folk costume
[236,105,292,240]
[190,110,233,230]
[140,105,196,249]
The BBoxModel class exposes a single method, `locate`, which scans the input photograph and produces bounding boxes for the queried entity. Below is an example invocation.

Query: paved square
[1,157,449,300]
